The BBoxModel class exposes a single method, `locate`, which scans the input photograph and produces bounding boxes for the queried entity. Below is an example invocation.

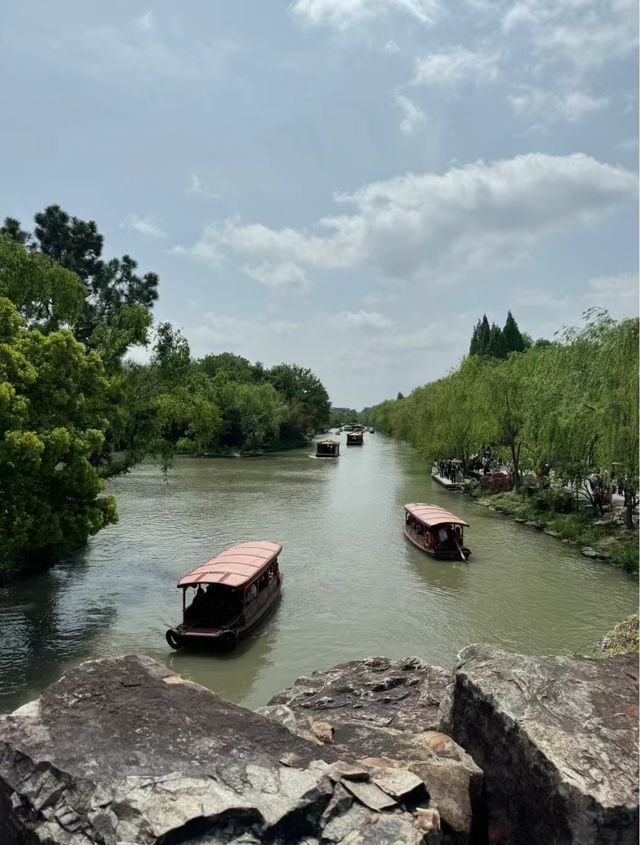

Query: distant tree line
[0,207,330,579]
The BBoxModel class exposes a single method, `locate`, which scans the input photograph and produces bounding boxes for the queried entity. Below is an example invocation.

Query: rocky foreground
[0,647,637,845]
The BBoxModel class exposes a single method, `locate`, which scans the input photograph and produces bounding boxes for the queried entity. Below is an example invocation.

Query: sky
[1,0,637,408]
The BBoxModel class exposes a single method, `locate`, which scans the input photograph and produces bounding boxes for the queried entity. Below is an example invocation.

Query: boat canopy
[318,439,339,446]
[177,541,282,588]
[404,503,469,528]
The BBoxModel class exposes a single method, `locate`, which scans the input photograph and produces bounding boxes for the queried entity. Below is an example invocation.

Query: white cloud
[134,11,154,32]
[508,86,608,123]
[189,312,299,358]
[500,0,638,72]
[384,40,400,53]
[413,47,499,87]
[395,94,426,135]
[335,310,393,330]
[291,0,438,30]
[244,261,311,294]
[120,213,167,239]
[187,174,222,200]
[585,272,639,317]
[180,154,635,287]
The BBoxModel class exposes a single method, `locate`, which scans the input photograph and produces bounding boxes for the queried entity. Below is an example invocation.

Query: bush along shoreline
[465,482,638,574]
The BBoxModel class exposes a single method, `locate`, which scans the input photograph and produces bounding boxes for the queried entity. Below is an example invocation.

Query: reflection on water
[0,437,636,713]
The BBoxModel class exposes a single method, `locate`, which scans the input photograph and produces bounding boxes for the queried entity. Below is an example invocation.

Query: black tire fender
[220,631,237,651]
[166,629,181,650]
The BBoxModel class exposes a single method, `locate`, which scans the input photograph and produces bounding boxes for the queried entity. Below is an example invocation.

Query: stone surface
[440,644,639,845]
[310,720,335,744]
[260,656,483,843]
[0,655,436,845]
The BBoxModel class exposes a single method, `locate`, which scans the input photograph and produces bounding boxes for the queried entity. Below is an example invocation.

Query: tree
[0,296,117,579]
[477,315,491,356]
[0,217,30,246]
[503,310,525,353]
[469,320,481,355]
[7,206,158,361]
[487,323,508,359]
[152,322,191,381]
[199,352,261,383]
[267,363,330,439]
[0,235,85,331]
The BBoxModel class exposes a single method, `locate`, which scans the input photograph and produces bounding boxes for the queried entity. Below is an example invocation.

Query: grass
[601,614,639,656]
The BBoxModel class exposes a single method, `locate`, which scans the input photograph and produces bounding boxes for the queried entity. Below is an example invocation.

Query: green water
[0,435,636,712]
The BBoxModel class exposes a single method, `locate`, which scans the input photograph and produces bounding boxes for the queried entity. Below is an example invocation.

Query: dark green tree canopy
[503,310,525,353]
[487,323,508,359]
[3,206,159,360]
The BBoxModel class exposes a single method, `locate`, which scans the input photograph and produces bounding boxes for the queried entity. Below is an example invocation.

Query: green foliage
[487,323,508,359]
[477,315,491,356]
[0,235,85,330]
[3,206,158,364]
[330,407,360,427]
[503,310,525,353]
[368,311,639,510]
[0,297,117,579]
[469,311,526,359]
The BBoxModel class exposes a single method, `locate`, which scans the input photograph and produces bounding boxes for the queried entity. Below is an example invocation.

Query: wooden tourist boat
[346,431,364,445]
[404,503,471,561]
[166,541,284,650]
[316,439,340,457]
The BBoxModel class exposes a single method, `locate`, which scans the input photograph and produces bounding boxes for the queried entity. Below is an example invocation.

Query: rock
[0,655,437,845]
[416,807,441,832]
[524,520,543,529]
[440,644,639,845]
[581,546,599,558]
[513,517,526,523]
[543,528,561,538]
[262,657,482,843]
[262,656,451,735]
[327,761,371,782]
[310,720,335,744]
[370,768,427,803]
[340,780,398,812]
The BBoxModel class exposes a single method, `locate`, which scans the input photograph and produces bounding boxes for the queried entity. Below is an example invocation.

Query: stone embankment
[0,648,637,845]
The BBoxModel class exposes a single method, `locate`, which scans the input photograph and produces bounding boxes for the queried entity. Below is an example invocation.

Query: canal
[0,435,637,713]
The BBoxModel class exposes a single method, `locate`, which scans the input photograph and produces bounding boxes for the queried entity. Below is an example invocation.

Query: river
[0,435,636,713]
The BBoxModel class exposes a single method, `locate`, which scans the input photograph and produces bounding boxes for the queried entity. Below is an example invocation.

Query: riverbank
[467,487,639,574]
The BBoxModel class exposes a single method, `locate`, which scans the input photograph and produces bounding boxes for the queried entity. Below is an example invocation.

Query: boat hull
[168,574,284,650]
[404,526,471,560]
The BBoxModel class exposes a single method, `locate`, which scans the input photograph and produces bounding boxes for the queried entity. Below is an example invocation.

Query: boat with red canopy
[165,541,284,650]
[404,503,471,561]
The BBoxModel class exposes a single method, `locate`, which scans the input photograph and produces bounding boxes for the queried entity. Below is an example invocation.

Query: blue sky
[1,0,637,406]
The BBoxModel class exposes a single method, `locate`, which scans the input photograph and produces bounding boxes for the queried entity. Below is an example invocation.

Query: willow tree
[595,315,639,527]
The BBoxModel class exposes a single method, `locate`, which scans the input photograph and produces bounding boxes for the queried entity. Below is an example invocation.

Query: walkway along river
[0,435,637,713]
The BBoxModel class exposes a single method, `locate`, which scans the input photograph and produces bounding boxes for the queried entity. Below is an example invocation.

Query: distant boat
[368,427,375,434]
[404,503,471,561]
[166,541,284,650]
[346,431,364,445]
[316,439,340,458]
